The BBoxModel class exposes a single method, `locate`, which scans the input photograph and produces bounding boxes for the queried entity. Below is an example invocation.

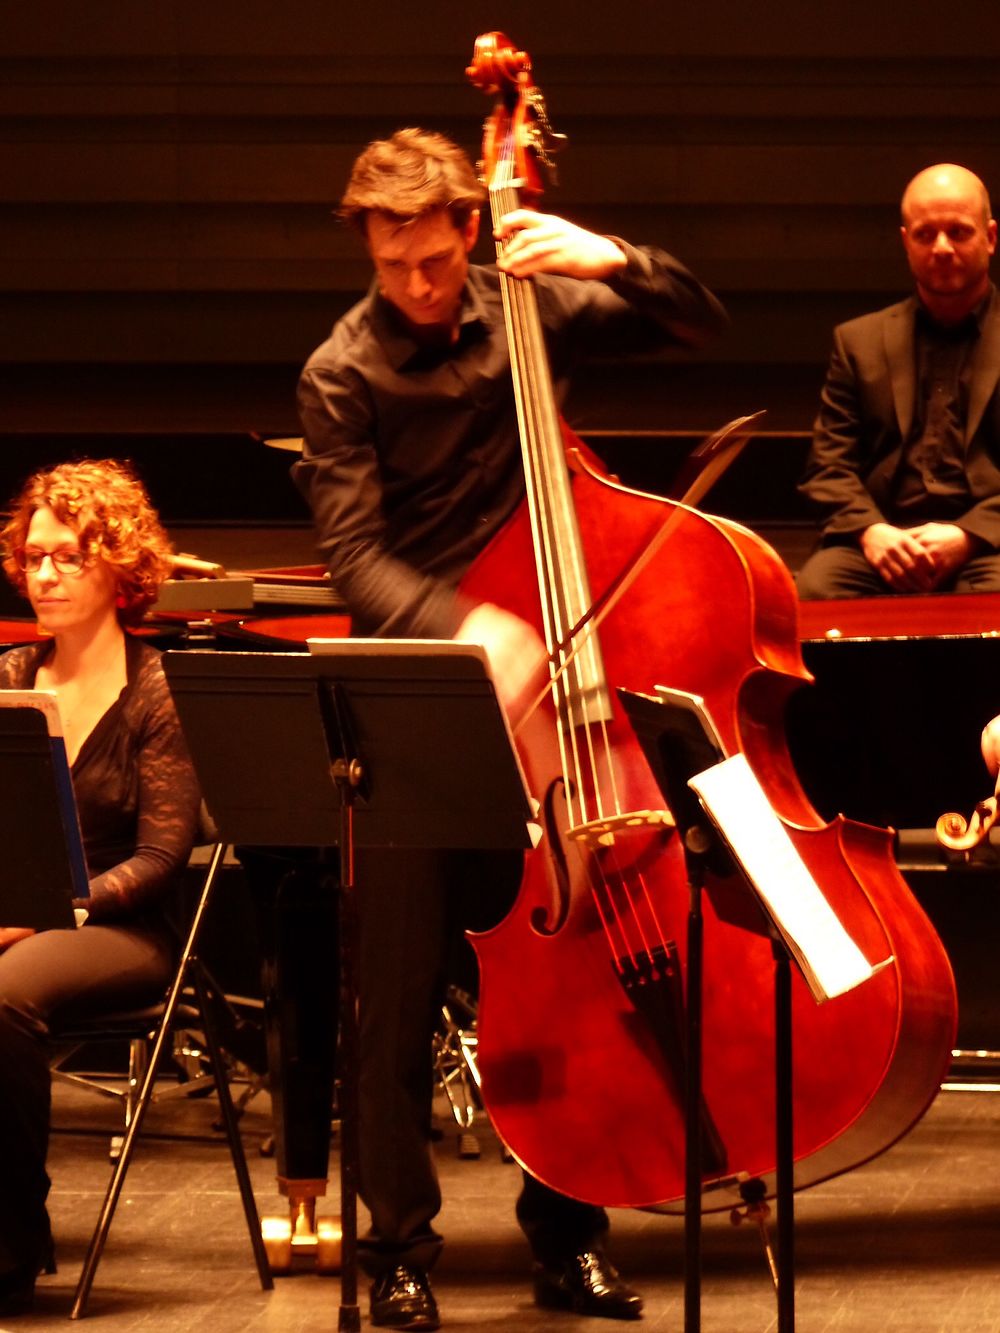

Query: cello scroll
[936,779,1000,853]
[937,715,1000,852]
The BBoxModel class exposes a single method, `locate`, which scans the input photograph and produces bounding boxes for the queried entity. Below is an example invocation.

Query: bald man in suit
[797,163,1000,599]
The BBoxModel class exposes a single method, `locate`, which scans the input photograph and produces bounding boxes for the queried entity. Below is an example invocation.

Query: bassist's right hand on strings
[455,602,548,725]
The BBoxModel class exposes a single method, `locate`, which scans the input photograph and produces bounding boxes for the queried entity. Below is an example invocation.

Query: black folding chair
[66,842,273,1319]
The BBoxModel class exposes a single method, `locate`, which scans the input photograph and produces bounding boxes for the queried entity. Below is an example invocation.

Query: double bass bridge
[565,808,674,851]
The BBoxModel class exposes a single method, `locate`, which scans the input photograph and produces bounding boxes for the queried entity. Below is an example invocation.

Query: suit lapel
[884,298,916,442]
[966,287,1000,445]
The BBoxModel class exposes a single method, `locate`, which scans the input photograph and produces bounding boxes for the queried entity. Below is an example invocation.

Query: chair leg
[110,1036,150,1164]
[69,843,269,1318]
[70,970,187,1318]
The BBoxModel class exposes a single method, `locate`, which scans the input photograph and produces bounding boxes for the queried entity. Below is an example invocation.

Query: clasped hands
[860,521,977,592]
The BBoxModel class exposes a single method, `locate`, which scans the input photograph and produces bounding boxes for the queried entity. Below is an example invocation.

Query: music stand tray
[0,690,86,928]
[163,643,534,851]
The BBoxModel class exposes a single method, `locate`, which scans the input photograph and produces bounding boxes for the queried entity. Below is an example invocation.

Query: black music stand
[164,644,534,1333]
[619,685,797,1333]
[0,690,86,928]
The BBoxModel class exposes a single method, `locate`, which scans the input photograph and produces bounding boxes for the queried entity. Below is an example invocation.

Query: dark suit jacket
[799,284,1000,549]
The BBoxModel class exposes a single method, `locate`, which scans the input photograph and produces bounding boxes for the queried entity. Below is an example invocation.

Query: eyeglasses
[16,548,89,575]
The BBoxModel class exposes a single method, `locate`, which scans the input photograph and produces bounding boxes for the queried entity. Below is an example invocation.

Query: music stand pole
[774,936,795,1332]
[332,755,363,1333]
[618,686,801,1332]
[681,830,710,1333]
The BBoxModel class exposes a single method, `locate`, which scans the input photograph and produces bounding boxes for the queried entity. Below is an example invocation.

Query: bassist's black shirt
[293,244,727,637]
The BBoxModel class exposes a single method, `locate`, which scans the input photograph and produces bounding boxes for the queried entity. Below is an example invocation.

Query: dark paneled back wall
[3,3,1000,451]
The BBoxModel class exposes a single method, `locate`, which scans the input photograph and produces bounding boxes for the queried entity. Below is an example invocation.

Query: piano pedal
[457,1131,481,1159]
[261,1194,342,1274]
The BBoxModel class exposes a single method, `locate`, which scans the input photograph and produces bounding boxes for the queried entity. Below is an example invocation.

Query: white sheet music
[688,753,878,1002]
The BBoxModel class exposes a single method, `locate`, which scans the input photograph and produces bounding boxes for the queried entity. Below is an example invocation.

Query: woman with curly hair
[0,459,200,1314]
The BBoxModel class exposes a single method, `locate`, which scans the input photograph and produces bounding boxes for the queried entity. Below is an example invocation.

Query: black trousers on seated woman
[0,922,173,1286]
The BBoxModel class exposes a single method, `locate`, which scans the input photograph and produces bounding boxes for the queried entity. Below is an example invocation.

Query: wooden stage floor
[12,1077,1000,1332]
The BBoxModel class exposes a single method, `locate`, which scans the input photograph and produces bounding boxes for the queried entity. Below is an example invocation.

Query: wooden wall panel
[2,4,1000,434]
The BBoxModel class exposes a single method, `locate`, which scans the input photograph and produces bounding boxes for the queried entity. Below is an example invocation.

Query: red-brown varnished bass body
[462,447,955,1209]
[461,31,956,1212]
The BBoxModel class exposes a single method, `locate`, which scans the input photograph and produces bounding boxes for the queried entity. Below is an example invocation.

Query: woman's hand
[0,926,35,951]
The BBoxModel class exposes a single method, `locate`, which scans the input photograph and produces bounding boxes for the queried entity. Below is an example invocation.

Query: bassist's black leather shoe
[0,1267,36,1318]
[0,1221,56,1316]
[533,1249,644,1320]
[370,1265,440,1330]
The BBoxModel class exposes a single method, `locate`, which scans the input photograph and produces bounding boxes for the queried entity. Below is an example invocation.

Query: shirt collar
[916,282,995,338]
[369,272,491,371]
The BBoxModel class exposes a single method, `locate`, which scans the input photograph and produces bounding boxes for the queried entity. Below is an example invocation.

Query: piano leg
[239,849,341,1273]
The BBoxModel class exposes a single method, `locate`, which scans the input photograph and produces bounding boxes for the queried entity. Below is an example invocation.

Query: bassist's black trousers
[241,845,609,1275]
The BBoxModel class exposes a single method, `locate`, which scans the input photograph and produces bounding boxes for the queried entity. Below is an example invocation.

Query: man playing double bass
[293,127,727,1330]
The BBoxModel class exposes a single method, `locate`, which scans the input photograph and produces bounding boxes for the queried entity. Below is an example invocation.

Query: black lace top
[0,635,200,922]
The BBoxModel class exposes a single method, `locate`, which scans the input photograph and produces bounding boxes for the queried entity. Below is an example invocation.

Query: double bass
[460,32,957,1211]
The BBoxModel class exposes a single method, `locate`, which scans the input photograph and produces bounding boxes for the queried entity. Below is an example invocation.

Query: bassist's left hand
[496,210,627,281]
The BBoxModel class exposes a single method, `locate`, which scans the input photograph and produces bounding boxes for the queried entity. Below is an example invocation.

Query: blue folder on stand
[0,689,88,928]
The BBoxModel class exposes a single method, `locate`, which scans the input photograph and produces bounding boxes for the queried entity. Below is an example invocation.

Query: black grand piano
[789,592,1000,1059]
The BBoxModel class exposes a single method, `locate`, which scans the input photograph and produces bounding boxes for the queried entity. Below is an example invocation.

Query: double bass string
[493,175,621,830]
[491,154,596,828]
[492,151,667,973]
[490,139,672,975]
